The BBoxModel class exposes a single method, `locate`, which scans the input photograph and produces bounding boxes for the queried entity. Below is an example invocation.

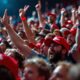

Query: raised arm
[71,8,76,25]
[60,8,65,27]
[19,5,36,44]
[2,9,32,57]
[35,0,45,28]
[75,7,80,46]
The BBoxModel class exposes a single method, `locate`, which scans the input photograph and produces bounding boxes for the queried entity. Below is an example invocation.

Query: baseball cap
[0,54,20,80]
[52,36,70,51]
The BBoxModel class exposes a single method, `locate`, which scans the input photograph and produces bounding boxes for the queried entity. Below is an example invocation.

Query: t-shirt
[27,49,49,62]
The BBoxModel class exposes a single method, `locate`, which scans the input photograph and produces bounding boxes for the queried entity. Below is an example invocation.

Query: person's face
[48,43,63,63]
[48,16,56,24]
[50,65,69,80]
[24,64,43,80]
[53,31,61,36]
[48,43,62,58]
[40,43,49,56]
[67,34,75,47]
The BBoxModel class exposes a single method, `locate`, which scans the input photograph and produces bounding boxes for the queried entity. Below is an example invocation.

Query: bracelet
[21,16,27,21]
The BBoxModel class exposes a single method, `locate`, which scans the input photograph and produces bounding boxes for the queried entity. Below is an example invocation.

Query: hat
[66,20,73,25]
[52,36,70,51]
[70,28,77,36]
[51,24,59,29]
[28,42,42,49]
[60,28,70,37]
[44,38,53,47]
[0,54,20,80]
[35,42,42,49]
[48,12,56,18]
[28,42,36,49]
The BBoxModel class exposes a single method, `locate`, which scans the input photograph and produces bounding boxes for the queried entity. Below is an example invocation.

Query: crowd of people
[0,0,80,80]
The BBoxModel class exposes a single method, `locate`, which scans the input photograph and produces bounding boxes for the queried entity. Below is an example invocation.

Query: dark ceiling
[0,0,78,17]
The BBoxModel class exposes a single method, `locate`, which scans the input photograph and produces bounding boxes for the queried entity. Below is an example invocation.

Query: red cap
[44,38,53,47]
[70,28,77,36]
[48,12,56,18]
[29,42,42,49]
[66,20,73,25]
[51,24,59,29]
[28,42,36,49]
[0,54,20,80]
[52,36,70,51]
[36,42,42,49]
[60,28,70,37]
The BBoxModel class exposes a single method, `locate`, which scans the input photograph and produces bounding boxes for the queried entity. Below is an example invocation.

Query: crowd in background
[0,0,80,80]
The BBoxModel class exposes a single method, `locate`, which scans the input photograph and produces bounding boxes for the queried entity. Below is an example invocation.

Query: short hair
[57,61,72,70]
[24,57,51,80]
[68,64,80,80]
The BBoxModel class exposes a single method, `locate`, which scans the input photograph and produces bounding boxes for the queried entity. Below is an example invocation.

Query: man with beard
[48,36,70,64]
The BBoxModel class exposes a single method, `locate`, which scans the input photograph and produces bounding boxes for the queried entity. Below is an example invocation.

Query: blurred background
[0,0,79,25]
[0,0,79,16]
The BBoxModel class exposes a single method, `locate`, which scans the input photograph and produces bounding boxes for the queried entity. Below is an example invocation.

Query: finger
[24,5,29,12]
[35,4,39,8]
[4,9,8,17]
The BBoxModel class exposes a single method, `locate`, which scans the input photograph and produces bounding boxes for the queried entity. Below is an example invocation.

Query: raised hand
[77,6,80,22]
[19,5,29,18]
[35,0,41,11]
[71,8,76,13]
[61,8,65,14]
[1,9,9,25]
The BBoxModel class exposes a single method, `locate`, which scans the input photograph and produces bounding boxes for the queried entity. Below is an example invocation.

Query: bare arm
[2,9,32,57]
[19,6,36,44]
[60,8,65,27]
[71,8,76,25]
[35,0,45,28]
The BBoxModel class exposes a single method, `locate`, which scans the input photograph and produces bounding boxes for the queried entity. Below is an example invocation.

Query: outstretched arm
[2,9,32,57]
[71,8,76,25]
[35,0,45,28]
[19,5,36,44]
[60,8,65,27]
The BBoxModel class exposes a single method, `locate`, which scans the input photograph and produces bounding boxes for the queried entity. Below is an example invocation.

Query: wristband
[21,16,27,21]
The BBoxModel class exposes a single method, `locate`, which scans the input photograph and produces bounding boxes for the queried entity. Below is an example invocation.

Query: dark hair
[14,51,24,69]
[0,66,15,80]
[1,40,12,48]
